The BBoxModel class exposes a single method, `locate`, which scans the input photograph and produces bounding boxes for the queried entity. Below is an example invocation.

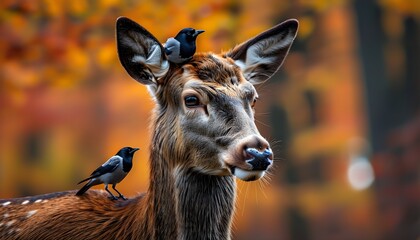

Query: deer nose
[240,135,273,171]
[245,148,273,171]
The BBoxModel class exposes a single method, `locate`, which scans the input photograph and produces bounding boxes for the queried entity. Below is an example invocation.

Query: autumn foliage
[1,0,419,239]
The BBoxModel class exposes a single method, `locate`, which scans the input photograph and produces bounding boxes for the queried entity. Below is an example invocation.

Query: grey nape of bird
[76,146,140,200]
[164,27,205,64]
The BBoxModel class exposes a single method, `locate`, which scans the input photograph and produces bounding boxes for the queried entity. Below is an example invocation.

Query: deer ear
[116,17,169,85]
[226,19,298,85]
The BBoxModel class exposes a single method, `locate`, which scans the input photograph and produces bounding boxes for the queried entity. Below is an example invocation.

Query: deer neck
[147,152,236,240]
[145,149,178,239]
[146,120,236,239]
[175,169,236,240]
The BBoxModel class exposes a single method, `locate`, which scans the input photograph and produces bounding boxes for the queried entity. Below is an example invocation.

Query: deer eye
[184,95,200,107]
[251,97,258,108]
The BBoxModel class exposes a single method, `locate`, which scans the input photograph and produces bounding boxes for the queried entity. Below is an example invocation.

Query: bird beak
[193,30,205,37]
[130,148,140,154]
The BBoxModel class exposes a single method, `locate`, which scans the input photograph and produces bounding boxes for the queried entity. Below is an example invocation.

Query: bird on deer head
[164,28,205,64]
[76,147,139,200]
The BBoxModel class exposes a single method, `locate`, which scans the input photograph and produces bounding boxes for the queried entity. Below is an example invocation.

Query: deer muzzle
[226,137,273,182]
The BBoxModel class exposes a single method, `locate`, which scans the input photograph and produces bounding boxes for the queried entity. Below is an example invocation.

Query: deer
[0,17,298,240]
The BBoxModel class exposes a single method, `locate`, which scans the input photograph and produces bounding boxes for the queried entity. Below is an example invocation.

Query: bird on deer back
[164,28,205,64]
[76,146,139,200]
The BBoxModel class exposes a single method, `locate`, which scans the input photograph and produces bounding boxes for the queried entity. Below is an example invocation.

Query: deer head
[116,17,298,182]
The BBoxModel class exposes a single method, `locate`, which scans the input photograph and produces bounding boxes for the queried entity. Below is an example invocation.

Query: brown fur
[0,17,298,240]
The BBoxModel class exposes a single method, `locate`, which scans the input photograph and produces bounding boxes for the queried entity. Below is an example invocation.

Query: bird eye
[185,95,200,107]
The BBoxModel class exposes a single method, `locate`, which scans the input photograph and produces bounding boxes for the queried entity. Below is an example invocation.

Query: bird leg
[112,183,127,200]
[104,184,118,200]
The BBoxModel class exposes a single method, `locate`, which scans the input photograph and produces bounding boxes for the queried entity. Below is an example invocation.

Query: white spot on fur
[21,200,29,205]
[0,222,4,227]
[3,213,9,218]
[34,199,42,203]
[172,165,181,177]
[6,220,16,227]
[26,210,37,218]
[2,201,11,206]
[233,168,265,181]
[42,200,48,203]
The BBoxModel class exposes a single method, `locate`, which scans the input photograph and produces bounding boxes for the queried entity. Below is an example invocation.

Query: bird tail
[76,180,94,196]
[77,176,93,185]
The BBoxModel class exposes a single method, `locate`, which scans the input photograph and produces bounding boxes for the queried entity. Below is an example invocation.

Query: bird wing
[164,38,179,56]
[77,156,122,184]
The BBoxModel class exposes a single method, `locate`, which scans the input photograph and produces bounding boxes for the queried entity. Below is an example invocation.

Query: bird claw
[108,195,118,201]
[119,195,128,200]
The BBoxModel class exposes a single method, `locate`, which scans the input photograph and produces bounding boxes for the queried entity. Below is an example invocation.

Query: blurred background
[0,0,419,239]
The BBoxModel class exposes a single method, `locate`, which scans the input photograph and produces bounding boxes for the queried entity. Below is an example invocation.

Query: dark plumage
[164,28,204,64]
[76,147,139,200]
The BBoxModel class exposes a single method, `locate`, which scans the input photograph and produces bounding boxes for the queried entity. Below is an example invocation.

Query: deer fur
[0,17,298,240]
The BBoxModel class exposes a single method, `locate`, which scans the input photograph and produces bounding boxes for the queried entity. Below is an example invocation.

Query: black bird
[164,28,205,64]
[76,147,139,200]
